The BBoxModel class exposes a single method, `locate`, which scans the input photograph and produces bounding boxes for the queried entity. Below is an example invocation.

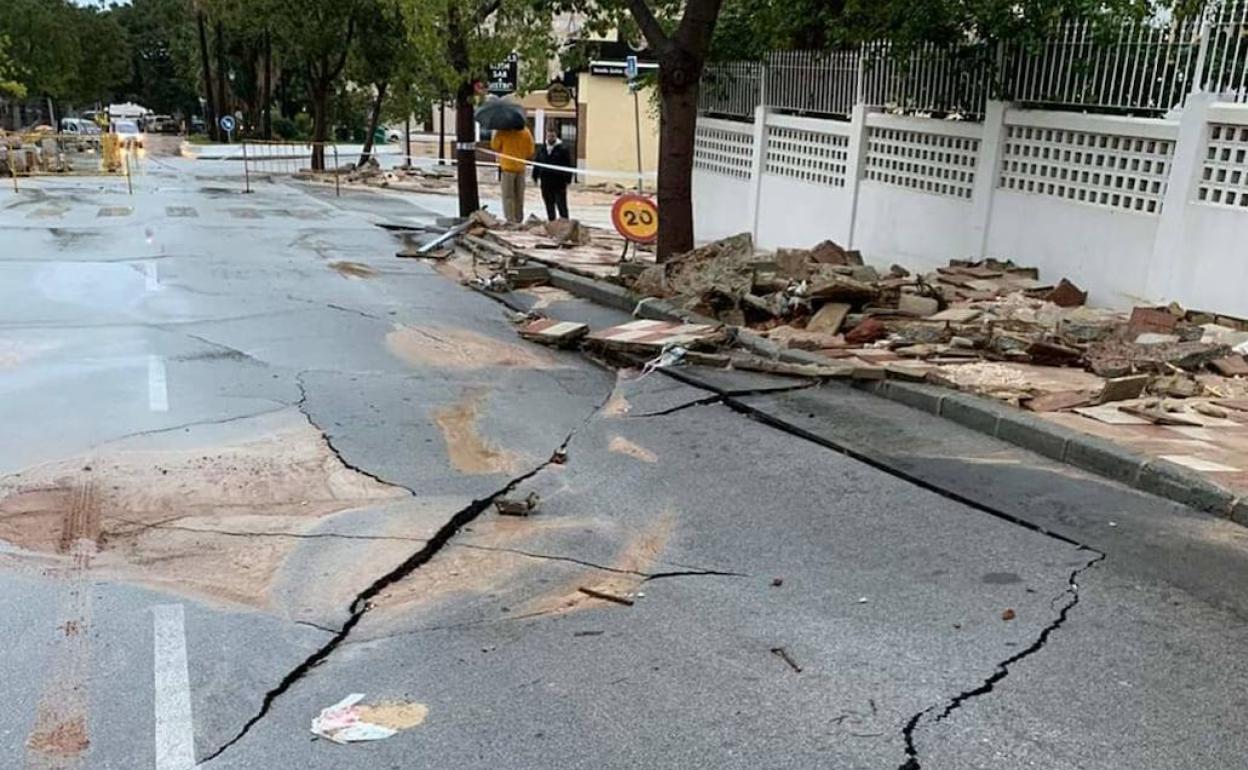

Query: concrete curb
[542,267,1244,521]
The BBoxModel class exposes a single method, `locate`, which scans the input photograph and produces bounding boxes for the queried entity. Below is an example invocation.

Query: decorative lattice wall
[764,126,850,187]
[1197,123,1248,208]
[693,124,755,179]
[998,124,1173,214]
[863,127,978,199]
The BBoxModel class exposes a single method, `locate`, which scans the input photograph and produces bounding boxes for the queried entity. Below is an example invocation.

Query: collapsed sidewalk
[398,217,1248,523]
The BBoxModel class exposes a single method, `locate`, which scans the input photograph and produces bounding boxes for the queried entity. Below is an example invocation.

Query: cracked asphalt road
[2,157,1248,770]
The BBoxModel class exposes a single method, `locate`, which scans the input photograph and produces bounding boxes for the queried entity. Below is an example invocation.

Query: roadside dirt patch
[328,260,377,279]
[608,436,657,463]
[386,324,558,370]
[0,339,58,368]
[0,411,404,608]
[432,389,522,475]
[601,372,632,417]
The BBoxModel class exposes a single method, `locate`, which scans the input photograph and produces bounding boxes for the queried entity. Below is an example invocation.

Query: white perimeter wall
[694,95,1248,316]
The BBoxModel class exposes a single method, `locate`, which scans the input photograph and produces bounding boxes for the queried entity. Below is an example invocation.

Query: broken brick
[844,317,887,345]
[1044,278,1087,308]
[1128,306,1177,335]
[1211,355,1248,377]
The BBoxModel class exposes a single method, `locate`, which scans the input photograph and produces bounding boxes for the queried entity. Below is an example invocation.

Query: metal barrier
[240,140,341,196]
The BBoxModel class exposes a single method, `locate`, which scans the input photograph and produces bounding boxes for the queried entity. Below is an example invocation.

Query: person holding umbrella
[477,98,534,223]
[533,127,573,220]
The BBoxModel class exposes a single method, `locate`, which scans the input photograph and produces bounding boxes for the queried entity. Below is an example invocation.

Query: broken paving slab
[517,318,589,348]
[587,320,727,354]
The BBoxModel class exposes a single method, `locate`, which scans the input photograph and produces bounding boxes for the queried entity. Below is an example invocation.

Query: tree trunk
[311,83,329,171]
[197,10,216,140]
[215,20,228,133]
[358,80,388,167]
[454,81,480,216]
[656,53,702,260]
[262,31,273,139]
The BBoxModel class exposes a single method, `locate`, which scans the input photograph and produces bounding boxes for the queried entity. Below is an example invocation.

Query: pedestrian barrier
[240,140,341,196]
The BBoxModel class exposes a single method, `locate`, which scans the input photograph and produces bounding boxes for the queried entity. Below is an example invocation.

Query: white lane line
[153,604,197,770]
[144,261,159,291]
[148,354,168,412]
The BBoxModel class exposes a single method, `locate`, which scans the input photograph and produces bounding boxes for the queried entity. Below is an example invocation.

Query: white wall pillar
[970,100,1009,258]
[747,105,768,243]
[844,104,872,249]
[534,108,546,139]
[1145,92,1213,304]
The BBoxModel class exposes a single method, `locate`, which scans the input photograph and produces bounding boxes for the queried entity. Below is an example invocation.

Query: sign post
[218,114,236,144]
[611,193,658,261]
[626,56,643,192]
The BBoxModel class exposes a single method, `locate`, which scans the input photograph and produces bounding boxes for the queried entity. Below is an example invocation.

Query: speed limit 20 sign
[611,194,658,244]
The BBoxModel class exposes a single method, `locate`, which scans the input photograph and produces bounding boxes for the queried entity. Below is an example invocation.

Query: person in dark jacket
[533,128,573,220]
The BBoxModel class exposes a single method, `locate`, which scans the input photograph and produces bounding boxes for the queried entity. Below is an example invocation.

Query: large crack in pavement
[895,551,1105,769]
[652,365,1111,768]
[199,374,613,766]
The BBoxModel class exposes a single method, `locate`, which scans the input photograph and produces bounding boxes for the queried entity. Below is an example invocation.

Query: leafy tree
[350,1,408,165]
[0,35,26,100]
[113,0,201,117]
[402,0,559,215]
[269,0,364,168]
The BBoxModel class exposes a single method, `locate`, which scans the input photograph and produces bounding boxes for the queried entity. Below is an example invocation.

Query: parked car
[111,120,145,148]
[145,114,177,134]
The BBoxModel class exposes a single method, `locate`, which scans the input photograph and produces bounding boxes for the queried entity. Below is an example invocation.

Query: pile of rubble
[296,157,458,193]
[619,232,1248,419]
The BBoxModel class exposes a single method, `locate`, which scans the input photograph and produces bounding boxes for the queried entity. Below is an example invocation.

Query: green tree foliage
[0,35,26,99]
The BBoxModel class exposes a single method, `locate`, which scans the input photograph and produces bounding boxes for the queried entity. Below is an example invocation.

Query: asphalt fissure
[200,374,614,766]
[657,366,1095,552]
[895,552,1106,769]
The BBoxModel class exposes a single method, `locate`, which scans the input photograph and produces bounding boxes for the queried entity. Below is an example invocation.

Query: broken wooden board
[517,318,589,347]
[1024,390,1096,412]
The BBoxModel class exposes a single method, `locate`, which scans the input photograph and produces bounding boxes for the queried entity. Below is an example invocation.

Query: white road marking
[148,355,168,412]
[144,261,159,291]
[152,604,196,770]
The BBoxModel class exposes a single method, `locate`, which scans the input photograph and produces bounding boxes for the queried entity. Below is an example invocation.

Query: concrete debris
[311,694,424,744]
[1097,375,1150,404]
[495,492,541,516]
[807,302,852,333]
[587,320,726,354]
[517,318,589,347]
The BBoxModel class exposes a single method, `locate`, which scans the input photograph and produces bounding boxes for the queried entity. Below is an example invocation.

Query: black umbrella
[474,98,526,131]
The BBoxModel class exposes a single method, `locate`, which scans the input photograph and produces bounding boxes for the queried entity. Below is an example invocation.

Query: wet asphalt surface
[2,152,1248,770]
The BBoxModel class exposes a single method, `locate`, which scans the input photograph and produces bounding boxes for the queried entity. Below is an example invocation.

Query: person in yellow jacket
[490,125,535,223]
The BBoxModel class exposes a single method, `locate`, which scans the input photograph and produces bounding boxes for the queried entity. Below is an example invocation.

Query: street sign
[488,53,518,95]
[611,194,658,244]
[625,55,639,80]
[218,115,236,133]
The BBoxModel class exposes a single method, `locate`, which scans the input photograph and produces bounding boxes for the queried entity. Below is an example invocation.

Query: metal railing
[862,41,992,118]
[241,140,341,195]
[767,50,860,118]
[1204,0,1248,101]
[1001,19,1204,113]
[698,60,764,119]
[700,1,1248,121]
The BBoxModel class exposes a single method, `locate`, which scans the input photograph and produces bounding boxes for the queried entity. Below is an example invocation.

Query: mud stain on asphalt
[601,373,632,417]
[520,511,675,616]
[608,436,657,463]
[328,261,377,279]
[0,339,59,368]
[27,712,89,761]
[356,701,429,730]
[0,411,403,608]
[386,324,558,370]
[526,286,575,310]
[432,389,521,475]
[369,516,597,616]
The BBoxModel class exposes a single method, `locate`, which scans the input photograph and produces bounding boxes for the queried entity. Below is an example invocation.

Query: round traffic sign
[218,115,236,133]
[611,194,658,244]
